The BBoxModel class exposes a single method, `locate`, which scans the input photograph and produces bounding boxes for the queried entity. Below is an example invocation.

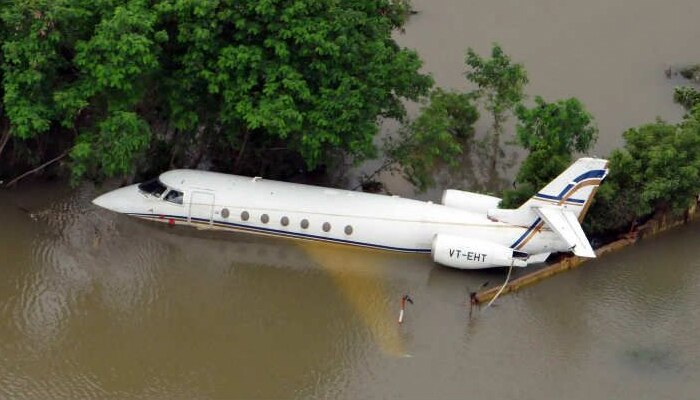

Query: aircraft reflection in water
[93,158,608,269]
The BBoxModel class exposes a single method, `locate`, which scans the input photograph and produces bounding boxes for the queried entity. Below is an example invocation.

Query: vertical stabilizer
[487,157,609,253]
[518,157,608,221]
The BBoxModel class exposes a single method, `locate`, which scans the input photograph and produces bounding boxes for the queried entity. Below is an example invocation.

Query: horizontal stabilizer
[534,206,596,258]
[527,252,551,264]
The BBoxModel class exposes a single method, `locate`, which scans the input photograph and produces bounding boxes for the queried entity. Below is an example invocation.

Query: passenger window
[138,179,167,197]
[164,190,184,205]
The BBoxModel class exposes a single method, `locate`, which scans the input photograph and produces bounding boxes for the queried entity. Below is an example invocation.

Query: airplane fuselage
[94,170,561,264]
[93,158,608,269]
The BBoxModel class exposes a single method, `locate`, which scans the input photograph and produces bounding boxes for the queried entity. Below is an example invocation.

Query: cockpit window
[138,179,167,197]
[164,190,184,205]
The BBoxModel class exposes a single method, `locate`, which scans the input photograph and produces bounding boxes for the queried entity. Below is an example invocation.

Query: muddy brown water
[3,1,700,398]
[2,179,699,399]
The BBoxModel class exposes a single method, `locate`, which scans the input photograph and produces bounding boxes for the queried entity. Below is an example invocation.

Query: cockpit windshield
[164,189,184,205]
[138,179,167,197]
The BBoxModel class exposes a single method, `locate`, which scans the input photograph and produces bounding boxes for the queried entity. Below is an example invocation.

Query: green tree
[501,96,598,208]
[679,64,700,83]
[583,150,643,235]
[384,88,479,191]
[157,0,432,171]
[0,7,7,158]
[1,0,432,182]
[672,63,700,130]
[0,0,162,179]
[585,110,700,235]
[465,43,528,171]
[673,86,700,111]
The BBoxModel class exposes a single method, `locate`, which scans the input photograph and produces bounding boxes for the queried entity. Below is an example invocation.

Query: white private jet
[92,157,608,269]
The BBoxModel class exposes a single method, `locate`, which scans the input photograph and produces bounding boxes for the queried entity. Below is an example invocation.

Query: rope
[483,260,514,310]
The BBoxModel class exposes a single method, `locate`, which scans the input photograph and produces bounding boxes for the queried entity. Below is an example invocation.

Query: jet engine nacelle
[441,189,501,213]
[431,234,528,269]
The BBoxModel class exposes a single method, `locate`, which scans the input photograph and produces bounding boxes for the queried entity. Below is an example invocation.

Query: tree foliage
[385,88,478,191]
[679,64,700,83]
[501,96,598,208]
[465,43,528,170]
[673,86,700,112]
[71,111,151,180]
[585,110,700,235]
[0,0,432,181]
[514,97,598,154]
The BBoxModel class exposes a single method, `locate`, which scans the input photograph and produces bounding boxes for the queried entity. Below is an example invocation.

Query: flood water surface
[1,181,699,399]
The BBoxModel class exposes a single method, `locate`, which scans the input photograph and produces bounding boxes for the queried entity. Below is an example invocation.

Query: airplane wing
[534,206,596,258]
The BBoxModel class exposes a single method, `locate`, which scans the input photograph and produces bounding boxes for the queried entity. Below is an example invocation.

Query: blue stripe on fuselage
[510,217,541,249]
[128,213,433,253]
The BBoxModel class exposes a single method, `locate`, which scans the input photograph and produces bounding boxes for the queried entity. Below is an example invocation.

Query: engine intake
[431,234,528,269]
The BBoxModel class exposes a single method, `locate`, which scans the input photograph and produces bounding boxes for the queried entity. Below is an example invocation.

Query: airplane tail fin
[488,158,608,256]
[518,157,609,221]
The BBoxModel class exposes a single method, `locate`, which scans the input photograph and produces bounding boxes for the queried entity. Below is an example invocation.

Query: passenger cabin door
[189,191,215,227]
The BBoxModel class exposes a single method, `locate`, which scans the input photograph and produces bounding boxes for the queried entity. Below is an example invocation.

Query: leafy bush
[585,110,700,235]
[385,88,479,191]
[501,96,598,208]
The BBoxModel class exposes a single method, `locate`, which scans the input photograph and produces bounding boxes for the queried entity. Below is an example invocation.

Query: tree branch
[0,121,10,161]
[234,127,251,172]
[5,149,70,188]
[352,158,395,191]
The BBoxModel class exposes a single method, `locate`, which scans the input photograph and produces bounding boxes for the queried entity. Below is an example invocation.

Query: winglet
[534,206,596,258]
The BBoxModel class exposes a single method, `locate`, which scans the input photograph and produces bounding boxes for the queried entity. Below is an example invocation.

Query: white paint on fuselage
[125,170,561,256]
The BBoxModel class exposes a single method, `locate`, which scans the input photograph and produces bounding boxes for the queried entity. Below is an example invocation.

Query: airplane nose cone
[92,185,139,213]
[92,191,122,212]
